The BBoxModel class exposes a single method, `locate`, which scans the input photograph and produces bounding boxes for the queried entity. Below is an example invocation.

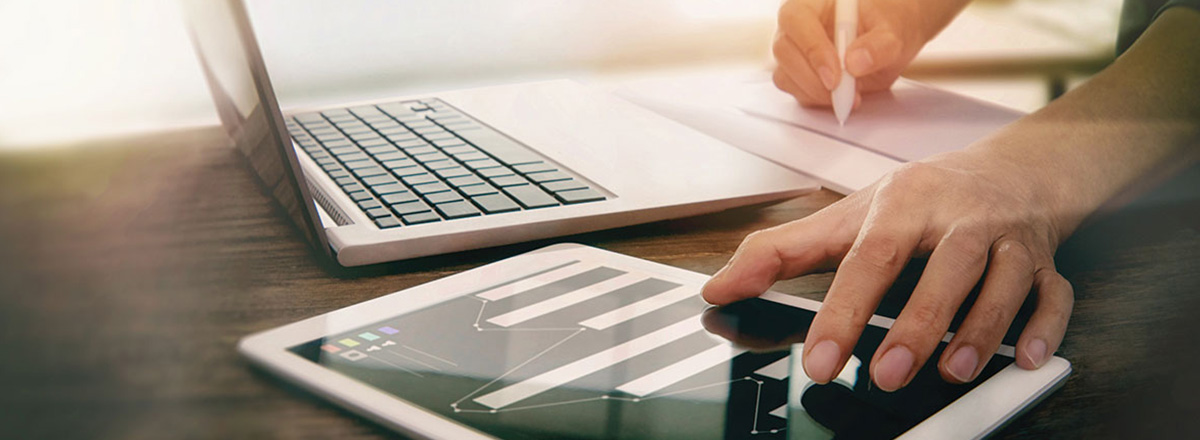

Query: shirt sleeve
[1118,0,1200,54]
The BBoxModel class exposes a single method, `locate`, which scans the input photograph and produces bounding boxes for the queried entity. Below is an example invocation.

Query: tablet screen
[289,264,1013,439]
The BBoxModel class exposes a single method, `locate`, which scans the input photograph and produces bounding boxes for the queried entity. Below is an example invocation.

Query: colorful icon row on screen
[321,326,400,353]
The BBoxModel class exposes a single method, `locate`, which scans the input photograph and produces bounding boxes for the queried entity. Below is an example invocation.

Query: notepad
[736,79,1023,162]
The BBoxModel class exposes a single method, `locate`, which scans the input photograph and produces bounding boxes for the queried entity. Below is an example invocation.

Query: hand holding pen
[771,0,970,116]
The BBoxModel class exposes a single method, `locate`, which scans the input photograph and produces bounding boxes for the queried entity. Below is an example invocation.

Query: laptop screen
[182,0,331,259]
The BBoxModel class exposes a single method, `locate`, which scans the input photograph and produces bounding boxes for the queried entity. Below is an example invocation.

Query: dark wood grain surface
[2,127,1197,439]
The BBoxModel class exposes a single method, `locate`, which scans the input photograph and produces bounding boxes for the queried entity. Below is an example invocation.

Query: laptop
[183,0,816,267]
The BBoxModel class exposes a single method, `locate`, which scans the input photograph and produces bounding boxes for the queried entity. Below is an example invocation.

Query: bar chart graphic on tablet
[292,259,825,439]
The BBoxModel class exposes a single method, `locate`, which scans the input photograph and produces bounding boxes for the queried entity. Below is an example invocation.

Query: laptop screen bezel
[183,0,336,265]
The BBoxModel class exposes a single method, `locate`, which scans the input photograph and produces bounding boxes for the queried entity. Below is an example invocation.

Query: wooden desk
[2,127,1198,439]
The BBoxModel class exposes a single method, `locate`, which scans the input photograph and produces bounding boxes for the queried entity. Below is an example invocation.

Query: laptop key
[381,191,419,205]
[425,191,463,205]
[364,145,397,154]
[357,199,382,211]
[342,183,365,194]
[527,171,571,183]
[465,159,503,170]
[294,113,324,124]
[323,139,353,149]
[471,193,521,214]
[447,175,485,188]
[380,158,415,169]
[365,207,391,219]
[454,152,489,162]
[405,146,438,156]
[362,175,398,187]
[424,160,458,171]
[389,200,432,215]
[478,167,514,178]
[402,174,437,186]
[556,188,606,204]
[489,175,528,187]
[390,166,426,177]
[413,182,452,195]
[371,183,407,195]
[442,145,477,155]
[434,200,481,219]
[351,166,387,178]
[459,183,499,197]
[342,160,374,170]
[503,184,559,209]
[402,211,441,225]
[334,176,356,186]
[328,146,357,156]
[514,162,555,174]
[338,152,369,163]
[541,179,587,192]
[434,167,471,179]
[347,191,373,202]
[374,216,402,229]
[328,169,351,179]
[320,163,340,172]
[374,152,406,162]
[386,133,421,143]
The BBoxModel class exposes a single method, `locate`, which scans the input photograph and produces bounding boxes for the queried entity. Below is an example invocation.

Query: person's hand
[700,149,1075,391]
[772,0,930,107]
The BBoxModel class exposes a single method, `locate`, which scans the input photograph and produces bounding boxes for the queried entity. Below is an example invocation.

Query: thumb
[844,26,904,78]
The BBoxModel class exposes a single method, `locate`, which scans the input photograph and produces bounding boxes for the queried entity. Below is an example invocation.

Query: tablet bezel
[238,243,1071,439]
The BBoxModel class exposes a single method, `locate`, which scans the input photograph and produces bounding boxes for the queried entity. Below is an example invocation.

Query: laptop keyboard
[285,98,606,229]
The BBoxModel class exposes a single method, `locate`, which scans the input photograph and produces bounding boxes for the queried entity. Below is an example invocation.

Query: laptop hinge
[307,180,352,227]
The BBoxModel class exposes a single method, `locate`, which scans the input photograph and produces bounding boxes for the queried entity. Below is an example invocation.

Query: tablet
[240,243,1070,439]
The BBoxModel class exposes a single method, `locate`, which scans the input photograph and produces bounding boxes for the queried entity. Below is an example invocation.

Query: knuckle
[848,234,905,273]
[904,303,948,332]
[740,229,777,254]
[820,300,869,326]
[941,222,990,260]
[974,301,1013,329]
[878,162,938,196]
[993,240,1034,272]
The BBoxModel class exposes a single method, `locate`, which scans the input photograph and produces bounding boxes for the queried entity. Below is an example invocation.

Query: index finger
[701,202,860,306]
[778,0,841,90]
[802,205,924,384]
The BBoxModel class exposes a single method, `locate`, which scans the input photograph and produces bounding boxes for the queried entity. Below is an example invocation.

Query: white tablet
[240,243,1070,439]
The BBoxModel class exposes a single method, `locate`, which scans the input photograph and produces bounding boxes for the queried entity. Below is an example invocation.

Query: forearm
[967,6,1200,239]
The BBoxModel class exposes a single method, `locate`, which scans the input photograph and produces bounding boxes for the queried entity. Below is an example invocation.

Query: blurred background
[0,0,1122,150]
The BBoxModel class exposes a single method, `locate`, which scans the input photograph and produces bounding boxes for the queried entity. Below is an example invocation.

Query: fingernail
[947,345,979,382]
[874,345,914,391]
[818,66,837,90]
[805,340,842,382]
[1025,339,1048,368]
[846,49,873,76]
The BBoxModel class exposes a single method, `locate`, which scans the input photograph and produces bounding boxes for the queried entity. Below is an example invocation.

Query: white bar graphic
[474,316,704,409]
[580,285,695,330]
[487,273,646,327]
[616,344,746,397]
[476,264,601,301]
[754,356,790,380]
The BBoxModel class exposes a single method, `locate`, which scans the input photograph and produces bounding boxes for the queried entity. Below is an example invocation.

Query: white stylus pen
[832,0,858,126]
